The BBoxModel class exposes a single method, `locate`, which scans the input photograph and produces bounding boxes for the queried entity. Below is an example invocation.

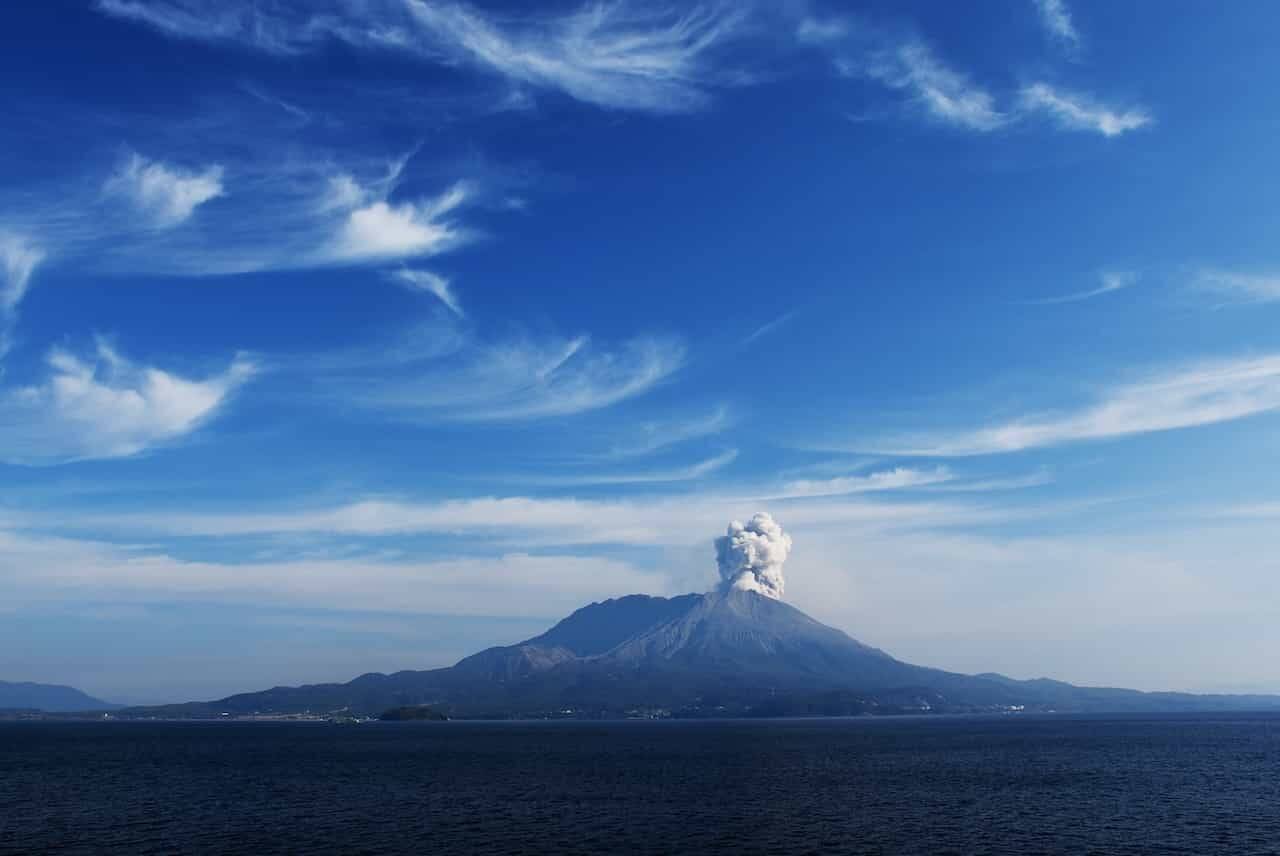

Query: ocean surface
[3,714,1279,854]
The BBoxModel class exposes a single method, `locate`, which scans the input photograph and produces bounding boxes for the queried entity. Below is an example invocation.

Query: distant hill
[0,681,119,712]
[379,706,448,721]
[122,590,1280,719]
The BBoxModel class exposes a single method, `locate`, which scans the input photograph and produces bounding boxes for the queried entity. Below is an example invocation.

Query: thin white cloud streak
[239,83,313,123]
[596,404,732,460]
[821,27,1149,138]
[927,470,1054,493]
[768,466,953,500]
[96,0,273,48]
[291,317,469,375]
[874,354,1280,457]
[403,0,749,113]
[1032,0,1079,47]
[795,16,849,45]
[0,232,45,359]
[390,268,464,316]
[104,153,225,227]
[866,41,1007,131]
[0,233,44,314]
[510,449,738,486]
[340,333,685,422]
[1019,83,1151,137]
[33,491,1021,547]
[743,310,797,344]
[774,455,886,480]
[93,0,404,55]
[288,312,681,424]
[0,529,666,619]
[0,340,255,465]
[1024,271,1139,305]
[98,0,752,113]
[1196,269,1280,304]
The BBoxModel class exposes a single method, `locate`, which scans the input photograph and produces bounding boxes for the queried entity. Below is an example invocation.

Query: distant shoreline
[9,709,1280,726]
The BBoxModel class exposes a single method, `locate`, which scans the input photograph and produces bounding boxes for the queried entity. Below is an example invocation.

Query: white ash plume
[715,512,792,600]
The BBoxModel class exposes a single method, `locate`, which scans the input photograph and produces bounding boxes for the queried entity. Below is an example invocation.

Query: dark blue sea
[3,714,1279,854]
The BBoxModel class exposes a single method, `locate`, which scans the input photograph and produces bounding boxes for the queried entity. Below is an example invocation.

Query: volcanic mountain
[127,589,1280,719]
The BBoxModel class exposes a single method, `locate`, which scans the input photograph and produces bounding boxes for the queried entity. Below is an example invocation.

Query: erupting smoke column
[715,512,792,600]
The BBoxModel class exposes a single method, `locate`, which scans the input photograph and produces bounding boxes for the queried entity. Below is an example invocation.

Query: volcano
[127,588,1280,719]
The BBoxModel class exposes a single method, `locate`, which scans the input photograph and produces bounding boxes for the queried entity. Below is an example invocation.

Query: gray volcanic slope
[128,590,1280,718]
[605,589,910,684]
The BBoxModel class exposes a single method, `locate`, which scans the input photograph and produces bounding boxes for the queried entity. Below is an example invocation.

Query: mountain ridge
[0,681,120,712]
[119,590,1280,719]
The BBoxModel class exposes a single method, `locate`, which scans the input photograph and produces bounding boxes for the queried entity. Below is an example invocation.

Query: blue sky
[3,0,1280,704]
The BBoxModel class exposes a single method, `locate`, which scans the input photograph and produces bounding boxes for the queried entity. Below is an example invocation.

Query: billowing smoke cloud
[715,512,792,600]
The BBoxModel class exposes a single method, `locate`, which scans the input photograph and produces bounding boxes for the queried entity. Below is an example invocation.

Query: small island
[379,705,448,722]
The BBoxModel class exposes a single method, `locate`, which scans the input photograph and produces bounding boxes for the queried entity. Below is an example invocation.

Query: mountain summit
[126,589,1280,719]
[599,589,908,686]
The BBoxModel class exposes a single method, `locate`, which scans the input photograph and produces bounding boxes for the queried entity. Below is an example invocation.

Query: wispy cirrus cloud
[326,326,685,422]
[928,470,1054,493]
[510,449,739,487]
[1023,271,1139,305]
[813,20,1149,138]
[1031,0,1079,49]
[1195,269,1280,304]
[0,232,45,358]
[1019,83,1151,137]
[97,0,753,114]
[0,233,44,315]
[872,354,1280,456]
[104,153,225,228]
[32,147,479,277]
[743,310,797,344]
[28,489,1016,546]
[795,15,848,45]
[865,41,1007,131]
[390,268,464,316]
[596,404,732,460]
[93,0,406,55]
[239,83,314,124]
[403,0,750,113]
[0,340,255,465]
[0,528,666,619]
[768,466,953,500]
